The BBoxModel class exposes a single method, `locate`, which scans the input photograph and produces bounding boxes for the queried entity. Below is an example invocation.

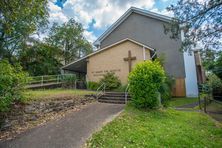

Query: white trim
[62,38,155,69]
[94,7,172,46]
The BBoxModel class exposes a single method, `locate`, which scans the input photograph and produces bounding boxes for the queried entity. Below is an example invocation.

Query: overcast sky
[48,0,177,43]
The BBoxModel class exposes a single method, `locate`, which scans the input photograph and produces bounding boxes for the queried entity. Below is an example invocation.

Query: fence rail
[27,74,76,87]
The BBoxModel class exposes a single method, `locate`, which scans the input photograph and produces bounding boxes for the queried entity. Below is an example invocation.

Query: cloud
[83,30,97,43]
[48,1,68,24]
[47,0,174,42]
[150,8,174,17]
[62,0,155,29]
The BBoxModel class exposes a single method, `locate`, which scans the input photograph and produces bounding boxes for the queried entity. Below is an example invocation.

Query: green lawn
[169,97,199,107]
[23,89,96,102]
[87,106,222,147]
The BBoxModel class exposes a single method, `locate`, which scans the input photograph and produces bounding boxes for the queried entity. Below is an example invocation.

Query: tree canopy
[0,0,49,64]
[166,0,222,52]
[19,40,62,76]
[0,1,93,76]
[46,19,93,64]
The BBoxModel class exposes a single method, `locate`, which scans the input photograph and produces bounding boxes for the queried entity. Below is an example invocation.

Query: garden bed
[0,89,96,141]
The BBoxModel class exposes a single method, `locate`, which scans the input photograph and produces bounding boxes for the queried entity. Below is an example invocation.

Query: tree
[200,49,222,80]
[166,0,222,52]
[212,52,222,79]
[18,40,62,76]
[0,0,49,64]
[46,19,93,64]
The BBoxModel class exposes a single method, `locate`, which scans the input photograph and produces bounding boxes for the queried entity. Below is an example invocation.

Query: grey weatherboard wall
[100,12,185,78]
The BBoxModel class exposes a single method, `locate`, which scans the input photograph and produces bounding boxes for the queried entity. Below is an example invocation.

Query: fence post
[75,80,77,89]
[41,76,44,86]
[204,96,207,113]
[57,75,59,84]
[198,95,202,110]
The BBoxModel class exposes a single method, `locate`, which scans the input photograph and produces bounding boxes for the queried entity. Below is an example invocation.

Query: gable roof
[62,38,155,70]
[94,7,172,46]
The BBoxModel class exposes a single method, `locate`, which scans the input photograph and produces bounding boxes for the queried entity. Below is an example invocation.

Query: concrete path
[176,100,204,109]
[0,102,124,148]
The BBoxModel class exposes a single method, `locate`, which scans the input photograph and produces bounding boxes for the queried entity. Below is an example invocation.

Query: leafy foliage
[0,60,28,112]
[46,19,93,64]
[128,61,166,109]
[19,41,62,76]
[159,75,175,107]
[0,0,49,64]
[99,72,121,90]
[61,75,77,88]
[113,85,128,92]
[206,73,222,94]
[212,52,222,79]
[166,0,222,52]
[201,50,222,80]
[87,81,100,90]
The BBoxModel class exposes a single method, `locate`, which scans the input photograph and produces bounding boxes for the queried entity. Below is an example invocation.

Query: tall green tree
[213,52,222,79]
[19,40,62,76]
[46,19,93,64]
[201,49,222,80]
[165,0,222,52]
[0,0,49,64]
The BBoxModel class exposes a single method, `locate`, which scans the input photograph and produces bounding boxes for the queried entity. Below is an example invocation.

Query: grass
[87,106,222,148]
[22,89,96,102]
[169,97,199,107]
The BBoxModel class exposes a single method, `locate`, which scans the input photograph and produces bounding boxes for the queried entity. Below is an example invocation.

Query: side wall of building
[87,40,151,84]
[100,12,185,79]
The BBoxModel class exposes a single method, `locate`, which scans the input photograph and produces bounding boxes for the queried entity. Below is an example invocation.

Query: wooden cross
[124,50,136,72]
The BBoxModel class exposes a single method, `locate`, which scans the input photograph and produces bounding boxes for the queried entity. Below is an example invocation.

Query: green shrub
[61,74,77,88]
[0,60,28,112]
[87,81,100,90]
[159,75,175,107]
[113,84,128,92]
[128,61,166,109]
[99,72,121,90]
[206,73,222,95]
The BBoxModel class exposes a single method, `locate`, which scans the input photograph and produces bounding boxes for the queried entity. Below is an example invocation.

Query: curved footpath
[0,102,124,148]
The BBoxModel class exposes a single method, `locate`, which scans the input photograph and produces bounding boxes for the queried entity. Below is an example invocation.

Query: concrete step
[98,92,131,104]
[104,92,125,95]
[98,99,127,104]
[98,97,131,101]
[101,94,131,98]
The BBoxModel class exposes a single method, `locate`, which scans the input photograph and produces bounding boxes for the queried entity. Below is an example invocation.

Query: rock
[25,105,36,114]
[64,100,74,107]
[0,119,11,131]
[28,115,38,121]
[53,107,63,112]
[43,108,53,113]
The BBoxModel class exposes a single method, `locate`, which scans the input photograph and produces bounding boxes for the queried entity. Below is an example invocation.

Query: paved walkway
[176,100,204,108]
[0,102,124,148]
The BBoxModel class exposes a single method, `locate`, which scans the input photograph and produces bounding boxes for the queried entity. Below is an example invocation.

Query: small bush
[206,73,222,97]
[0,60,28,112]
[87,81,100,90]
[61,74,77,88]
[99,72,121,90]
[113,84,128,92]
[128,61,166,109]
[159,75,175,107]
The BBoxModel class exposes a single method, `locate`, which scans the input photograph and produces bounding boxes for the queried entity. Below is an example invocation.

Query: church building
[62,7,205,97]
